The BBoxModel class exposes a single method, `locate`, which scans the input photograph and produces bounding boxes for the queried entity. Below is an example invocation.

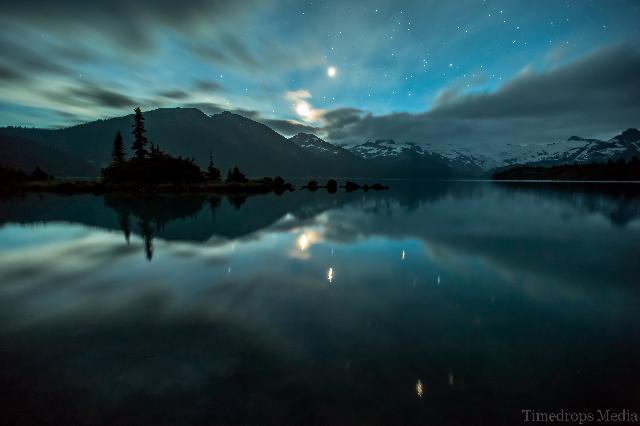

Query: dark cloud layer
[0,0,256,51]
[0,64,24,82]
[0,37,73,83]
[430,45,640,120]
[65,85,138,109]
[322,45,640,146]
[195,80,225,92]
[158,90,191,100]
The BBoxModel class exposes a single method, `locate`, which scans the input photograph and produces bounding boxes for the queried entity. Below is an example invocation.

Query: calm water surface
[0,181,639,425]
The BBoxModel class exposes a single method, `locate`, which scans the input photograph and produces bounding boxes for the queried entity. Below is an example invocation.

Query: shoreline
[3,180,282,195]
[1,179,390,195]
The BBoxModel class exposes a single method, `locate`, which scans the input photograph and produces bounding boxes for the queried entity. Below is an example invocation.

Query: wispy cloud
[321,45,640,146]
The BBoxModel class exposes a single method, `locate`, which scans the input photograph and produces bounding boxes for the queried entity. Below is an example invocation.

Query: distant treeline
[493,158,640,181]
[0,164,53,186]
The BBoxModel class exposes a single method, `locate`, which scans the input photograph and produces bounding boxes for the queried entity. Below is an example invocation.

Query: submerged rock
[343,181,361,192]
[372,183,389,190]
[304,180,319,191]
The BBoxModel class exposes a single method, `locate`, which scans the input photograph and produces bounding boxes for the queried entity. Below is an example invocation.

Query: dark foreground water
[0,181,639,425]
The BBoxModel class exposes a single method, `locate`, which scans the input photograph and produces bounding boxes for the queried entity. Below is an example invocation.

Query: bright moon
[295,102,311,117]
[327,66,337,77]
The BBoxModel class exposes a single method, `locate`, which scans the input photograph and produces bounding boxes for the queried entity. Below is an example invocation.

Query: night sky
[1,0,639,148]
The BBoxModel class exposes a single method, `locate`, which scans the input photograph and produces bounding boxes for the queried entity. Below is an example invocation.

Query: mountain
[289,133,358,159]
[493,159,640,181]
[0,108,324,177]
[288,133,374,176]
[500,129,640,167]
[347,139,477,177]
[289,135,460,178]
[2,106,636,179]
[0,133,98,176]
[349,128,640,174]
[438,129,640,172]
[0,110,459,178]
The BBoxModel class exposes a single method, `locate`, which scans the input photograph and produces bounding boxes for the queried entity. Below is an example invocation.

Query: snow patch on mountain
[347,129,640,171]
[289,133,345,155]
[290,129,640,174]
[349,139,410,159]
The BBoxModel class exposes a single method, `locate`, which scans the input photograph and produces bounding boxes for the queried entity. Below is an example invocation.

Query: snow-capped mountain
[349,139,419,159]
[348,139,486,174]
[288,132,372,176]
[420,144,508,171]
[291,135,458,177]
[501,128,640,167]
[289,133,357,158]
[344,129,640,173]
[286,128,640,177]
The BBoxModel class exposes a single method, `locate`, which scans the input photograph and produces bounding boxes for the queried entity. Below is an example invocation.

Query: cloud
[544,44,574,65]
[285,90,324,123]
[0,36,74,80]
[0,64,25,82]
[429,45,640,120]
[191,33,261,70]
[0,0,257,51]
[158,90,191,100]
[322,44,640,147]
[0,100,89,128]
[323,108,366,128]
[64,85,138,109]
[260,119,319,136]
[195,80,225,92]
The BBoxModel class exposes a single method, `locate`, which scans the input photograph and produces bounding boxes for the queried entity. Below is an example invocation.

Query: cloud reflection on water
[0,182,638,424]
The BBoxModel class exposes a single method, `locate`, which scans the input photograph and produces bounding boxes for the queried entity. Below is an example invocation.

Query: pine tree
[226,166,247,183]
[207,153,221,181]
[237,167,246,182]
[131,107,149,160]
[111,131,126,165]
[149,142,161,160]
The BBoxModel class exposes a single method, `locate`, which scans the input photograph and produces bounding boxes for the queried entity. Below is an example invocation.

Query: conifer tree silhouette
[111,131,126,165]
[207,152,221,181]
[118,211,131,243]
[226,166,247,183]
[139,219,154,261]
[131,107,149,160]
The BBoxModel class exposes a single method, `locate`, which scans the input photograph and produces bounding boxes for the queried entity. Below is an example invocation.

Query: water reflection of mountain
[314,181,640,291]
[1,182,639,242]
[2,182,639,425]
[0,191,351,242]
[493,181,640,226]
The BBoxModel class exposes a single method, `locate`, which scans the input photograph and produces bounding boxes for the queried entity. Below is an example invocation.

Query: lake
[0,181,639,425]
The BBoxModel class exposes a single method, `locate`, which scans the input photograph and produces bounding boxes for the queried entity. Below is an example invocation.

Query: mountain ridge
[340,128,640,173]
[0,133,99,176]
[1,107,637,178]
[0,108,323,177]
